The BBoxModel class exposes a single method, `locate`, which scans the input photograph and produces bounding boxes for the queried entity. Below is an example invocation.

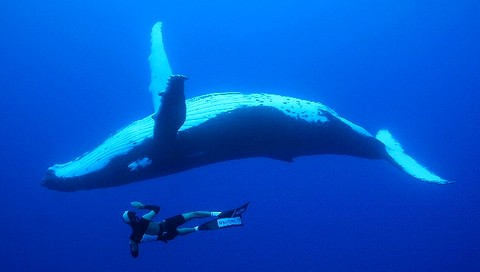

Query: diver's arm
[129,240,139,258]
[131,201,160,220]
[142,205,160,220]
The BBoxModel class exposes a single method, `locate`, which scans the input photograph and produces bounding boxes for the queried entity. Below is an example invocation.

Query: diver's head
[122,210,136,224]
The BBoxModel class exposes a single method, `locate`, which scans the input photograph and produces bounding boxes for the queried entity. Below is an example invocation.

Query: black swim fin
[198,202,249,231]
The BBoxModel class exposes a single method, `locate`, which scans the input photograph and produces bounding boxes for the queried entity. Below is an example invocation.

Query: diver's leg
[173,211,222,236]
[177,227,197,236]
[181,211,221,222]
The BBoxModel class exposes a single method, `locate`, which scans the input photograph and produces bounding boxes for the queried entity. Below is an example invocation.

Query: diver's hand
[131,201,145,209]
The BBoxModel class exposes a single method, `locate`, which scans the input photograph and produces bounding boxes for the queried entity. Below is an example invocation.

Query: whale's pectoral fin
[153,75,188,151]
[149,22,172,113]
[149,22,188,157]
[376,130,451,184]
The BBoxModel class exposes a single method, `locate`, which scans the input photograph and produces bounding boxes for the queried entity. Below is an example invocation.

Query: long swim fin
[198,202,249,231]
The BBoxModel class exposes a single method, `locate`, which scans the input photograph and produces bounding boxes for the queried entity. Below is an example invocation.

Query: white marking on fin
[128,157,152,172]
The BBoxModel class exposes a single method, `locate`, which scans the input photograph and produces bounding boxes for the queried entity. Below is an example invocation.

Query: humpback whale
[41,22,449,191]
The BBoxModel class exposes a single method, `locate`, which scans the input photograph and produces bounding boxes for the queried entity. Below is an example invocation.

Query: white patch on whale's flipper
[149,22,172,113]
[128,157,152,172]
[376,130,449,184]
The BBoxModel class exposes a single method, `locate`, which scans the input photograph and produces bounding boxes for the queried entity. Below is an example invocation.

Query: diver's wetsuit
[126,205,187,257]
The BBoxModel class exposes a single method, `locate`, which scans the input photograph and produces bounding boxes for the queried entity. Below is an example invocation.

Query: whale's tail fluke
[376,130,450,184]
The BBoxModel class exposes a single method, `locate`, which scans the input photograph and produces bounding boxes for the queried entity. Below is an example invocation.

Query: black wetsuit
[128,214,186,243]
[126,205,186,257]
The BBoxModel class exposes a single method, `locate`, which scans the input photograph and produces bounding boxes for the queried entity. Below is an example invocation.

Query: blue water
[1,1,480,271]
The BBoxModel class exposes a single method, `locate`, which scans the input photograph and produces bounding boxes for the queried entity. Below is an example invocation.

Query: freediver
[122,201,249,258]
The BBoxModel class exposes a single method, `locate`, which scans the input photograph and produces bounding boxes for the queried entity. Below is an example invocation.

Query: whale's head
[41,168,80,191]
[41,115,157,191]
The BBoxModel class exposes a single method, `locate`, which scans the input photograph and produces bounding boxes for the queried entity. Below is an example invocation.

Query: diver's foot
[210,212,221,217]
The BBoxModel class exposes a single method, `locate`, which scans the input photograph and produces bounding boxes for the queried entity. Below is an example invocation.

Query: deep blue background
[1,1,479,271]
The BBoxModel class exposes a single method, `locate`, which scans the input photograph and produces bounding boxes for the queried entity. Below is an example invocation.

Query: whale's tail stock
[376,130,451,184]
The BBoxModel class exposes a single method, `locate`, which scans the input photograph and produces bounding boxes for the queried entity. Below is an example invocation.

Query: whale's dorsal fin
[153,75,187,154]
